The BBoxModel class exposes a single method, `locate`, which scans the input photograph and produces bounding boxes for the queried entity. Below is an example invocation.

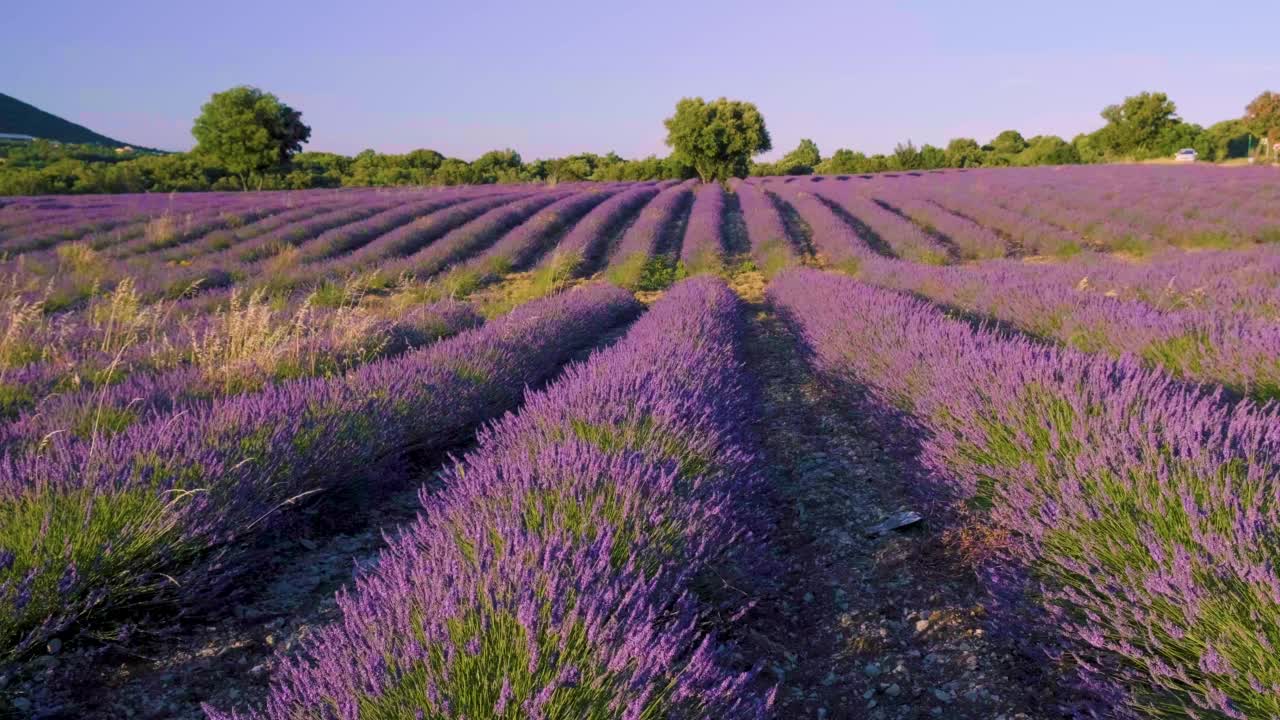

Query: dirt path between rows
[729,270,1070,719]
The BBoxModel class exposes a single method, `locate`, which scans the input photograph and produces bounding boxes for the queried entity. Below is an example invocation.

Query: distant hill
[0,92,139,148]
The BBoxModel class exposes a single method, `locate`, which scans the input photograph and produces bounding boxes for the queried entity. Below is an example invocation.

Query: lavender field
[2,164,1280,718]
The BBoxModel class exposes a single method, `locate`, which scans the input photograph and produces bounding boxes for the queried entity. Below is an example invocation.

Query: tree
[944,138,985,168]
[664,97,771,182]
[891,141,924,170]
[815,148,869,174]
[778,138,821,175]
[1016,135,1080,166]
[919,144,947,169]
[1096,91,1180,158]
[404,149,445,174]
[471,149,523,183]
[1245,91,1280,159]
[433,158,474,186]
[990,130,1028,156]
[1200,119,1253,161]
[191,86,310,189]
[1072,132,1105,164]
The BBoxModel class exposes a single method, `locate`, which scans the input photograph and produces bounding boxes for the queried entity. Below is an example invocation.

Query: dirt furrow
[730,270,1067,720]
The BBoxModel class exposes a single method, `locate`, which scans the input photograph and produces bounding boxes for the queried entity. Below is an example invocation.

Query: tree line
[1,87,1277,196]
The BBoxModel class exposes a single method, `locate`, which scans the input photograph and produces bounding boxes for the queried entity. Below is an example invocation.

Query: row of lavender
[0,301,482,453]
[961,247,1280,319]
[0,185,629,427]
[770,267,1280,719]
[762,178,1280,402]
[5,170,1276,446]
[855,257,1280,402]
[4,185,527,309]
[0,284,640,673]
[755,165,1280,257]
[208,276,772,719]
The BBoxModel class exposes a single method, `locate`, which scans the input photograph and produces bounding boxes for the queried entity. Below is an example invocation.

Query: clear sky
[6,0,1277,160]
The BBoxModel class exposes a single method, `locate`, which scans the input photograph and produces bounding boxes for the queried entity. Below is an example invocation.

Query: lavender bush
[207,276,772,720]
[604,180,695,291]
[729,179,798,277]
[0,284,640,669]
[771,267,1280,719]
[679,181,727,275]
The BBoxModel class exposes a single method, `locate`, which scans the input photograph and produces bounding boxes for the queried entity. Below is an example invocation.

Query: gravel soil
[729,269,1073,719]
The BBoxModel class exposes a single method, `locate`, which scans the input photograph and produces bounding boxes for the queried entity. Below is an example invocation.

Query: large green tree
[191,86,311,189]
[1017,135,1080,166]
[664,97,771,182]
[944,138,985,167]
[471,149,524,183]
[1245,91,1280,158]
[989,130,1028,156]
[815,148,870,175]
[1096,91,1181,158]
[778,138,821,175]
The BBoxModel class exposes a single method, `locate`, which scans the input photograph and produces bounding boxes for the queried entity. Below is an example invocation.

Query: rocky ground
[729,270,1071,719]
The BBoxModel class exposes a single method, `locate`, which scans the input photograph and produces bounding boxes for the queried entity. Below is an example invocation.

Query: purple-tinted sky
[6,1,1277,160]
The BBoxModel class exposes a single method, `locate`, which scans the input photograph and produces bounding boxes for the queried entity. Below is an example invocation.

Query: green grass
[1257,226,1280,244]
[1108,234,1150,256]
[1140,331,1215,383]
[1053,242,1084,259]
[308,280,349,308]
[754,240,796,279]
[0,486,195,663]
[605,254,682,292]
[476,252,581,318]
[71,404,139,438]
[1178,231,1238,250]
[0,382,33,420]
[680,250,724,278]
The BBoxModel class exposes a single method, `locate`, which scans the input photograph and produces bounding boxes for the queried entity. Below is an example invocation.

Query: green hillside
[0,92,135,147]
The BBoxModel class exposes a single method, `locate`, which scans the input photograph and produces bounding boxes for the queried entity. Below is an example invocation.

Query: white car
[1174,148,1198,162]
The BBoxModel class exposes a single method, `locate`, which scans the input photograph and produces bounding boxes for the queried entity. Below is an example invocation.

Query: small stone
[863,662,882,677]
[13,697,32,711]
[803,592,814,604]
[931,707,943,716]
[862,689,875,699]
[864,510,923,537]
[46,638,61,654]
[885,683,901,697]
[914,619,929,633]
[932,688,954,703]
[298,538,318,550]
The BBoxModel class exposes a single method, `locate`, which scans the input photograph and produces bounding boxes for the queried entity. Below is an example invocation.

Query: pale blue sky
[5,1,1276,159]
